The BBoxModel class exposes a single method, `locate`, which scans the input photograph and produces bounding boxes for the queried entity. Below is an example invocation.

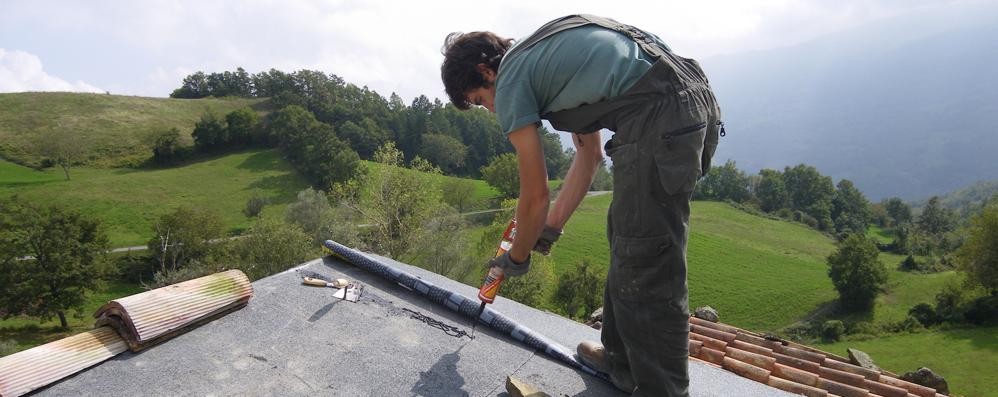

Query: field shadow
[236,150,281,172]
[939,325,998,352]
[247,175,301,205]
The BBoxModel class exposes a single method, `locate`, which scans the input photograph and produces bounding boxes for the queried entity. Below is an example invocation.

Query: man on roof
[441,14,721,397]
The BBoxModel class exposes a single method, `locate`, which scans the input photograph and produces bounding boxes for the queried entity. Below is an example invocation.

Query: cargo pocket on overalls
[604,137,637,193]
[654,122,706,195]
[610,234,674,302]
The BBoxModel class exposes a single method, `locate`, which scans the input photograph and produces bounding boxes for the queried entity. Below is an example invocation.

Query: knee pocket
[609,234,685,302]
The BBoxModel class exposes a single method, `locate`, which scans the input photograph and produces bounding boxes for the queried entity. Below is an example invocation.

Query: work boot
[577,341,636,393]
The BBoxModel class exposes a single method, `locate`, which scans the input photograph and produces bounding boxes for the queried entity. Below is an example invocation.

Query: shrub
[827,234,888,311]
[908,303,938,327]
[846,321,881,336]
[964,295,998,325]
[553,260,606,320]
[821,320,846,342]
[231,218,315,280]
[0,339,17,357]
[243,194,268,218]
[934,281,968,323]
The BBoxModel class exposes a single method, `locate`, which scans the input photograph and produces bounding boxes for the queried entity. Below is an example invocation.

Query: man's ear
[476,63,496,80]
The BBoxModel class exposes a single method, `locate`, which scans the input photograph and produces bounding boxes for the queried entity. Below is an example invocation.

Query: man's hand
[488,251,531,277]
[533,225,562,255]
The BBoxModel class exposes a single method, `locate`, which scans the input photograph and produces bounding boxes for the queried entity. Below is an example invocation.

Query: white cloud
[0,0,978,99]
[0,48,103,93]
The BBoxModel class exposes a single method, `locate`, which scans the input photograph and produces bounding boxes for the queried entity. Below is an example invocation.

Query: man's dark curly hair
[440,31,513,110]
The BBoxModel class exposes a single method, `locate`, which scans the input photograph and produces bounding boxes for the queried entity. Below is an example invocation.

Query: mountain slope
[0,92,267,167]
[702,3,998,200]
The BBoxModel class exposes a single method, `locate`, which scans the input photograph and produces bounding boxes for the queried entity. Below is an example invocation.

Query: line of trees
[169,68,581,181]
[694,160,871,235]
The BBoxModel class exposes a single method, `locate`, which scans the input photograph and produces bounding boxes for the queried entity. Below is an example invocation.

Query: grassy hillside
[549,196,839,331]
[815,326,998,397]
[0,150,308,246]
[0,92,267,167]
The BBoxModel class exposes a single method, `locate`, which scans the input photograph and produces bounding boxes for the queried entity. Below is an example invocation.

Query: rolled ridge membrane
[322,239,607,380]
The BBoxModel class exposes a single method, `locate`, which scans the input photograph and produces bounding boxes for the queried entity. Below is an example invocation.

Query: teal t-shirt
[495,25,667,134]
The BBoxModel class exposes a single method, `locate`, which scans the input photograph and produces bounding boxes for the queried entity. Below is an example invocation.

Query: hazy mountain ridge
[702,3,998,200]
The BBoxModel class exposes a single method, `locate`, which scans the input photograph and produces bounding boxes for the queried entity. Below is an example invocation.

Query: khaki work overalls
[505,14,723,397]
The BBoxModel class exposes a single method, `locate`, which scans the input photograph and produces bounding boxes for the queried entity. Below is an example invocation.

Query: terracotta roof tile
[688,339,704,356]
[819,366,868,387]
[696,346,726,366]
[773,363,820,386]
[863,379,909,397]
[776,344,827,363]
[817,377,871,397]
[877,375,937,397]
[687,318,948,397]
[689,330,727,351]
[723,356,772,383]
[825,357,881,380]
[774,351,823,373]
[689,315,740,334]
[767,375,829,397]
[730,339,774,356]
[725,346,776,371]
[690,323,736,343]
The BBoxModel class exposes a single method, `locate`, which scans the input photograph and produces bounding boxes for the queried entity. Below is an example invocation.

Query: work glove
[489,251,531,277]
[532,225,562,256]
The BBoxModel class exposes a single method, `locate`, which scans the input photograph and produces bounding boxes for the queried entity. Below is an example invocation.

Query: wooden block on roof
[506,376,550,397]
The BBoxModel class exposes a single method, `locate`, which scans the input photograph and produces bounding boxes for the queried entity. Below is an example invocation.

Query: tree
[481,153,520,198]
[694,159,751,202]
[0,199,110,328]
[783,164,835,230]
[147,206,225,274]
[151,127,184,165]
[590,160,613,191]
[883,197,913,227]
[191,109,227,151]
[285,188,334,244]
[831,179,871,234]
[755,169,789,212]
[554,260,606,319]
[402,206,475,282]
[442,178,479,213]
[540,128,570,179]
[955,202,998,294]
[341,142,444,258]
[827,234,888,311]
[224,107,260,146]
[232,218,315,280]
[917,197,956,237]
[36,130,87,180]
[419,134,467,174]
[338,118,389,159]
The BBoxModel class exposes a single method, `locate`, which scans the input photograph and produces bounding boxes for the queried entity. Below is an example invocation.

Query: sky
[1,0,967,103]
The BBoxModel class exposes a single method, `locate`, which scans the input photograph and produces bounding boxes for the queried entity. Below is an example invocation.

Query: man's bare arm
[547,131,604,229]
[508,124,549,263]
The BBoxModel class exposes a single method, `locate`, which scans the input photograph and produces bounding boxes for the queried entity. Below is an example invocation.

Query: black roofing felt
[35,254,791,396]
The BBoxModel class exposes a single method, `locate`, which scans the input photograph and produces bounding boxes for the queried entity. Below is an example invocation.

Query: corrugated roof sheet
[0,327,126,397]
[686,316,946,397]
[94,269,253,351]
